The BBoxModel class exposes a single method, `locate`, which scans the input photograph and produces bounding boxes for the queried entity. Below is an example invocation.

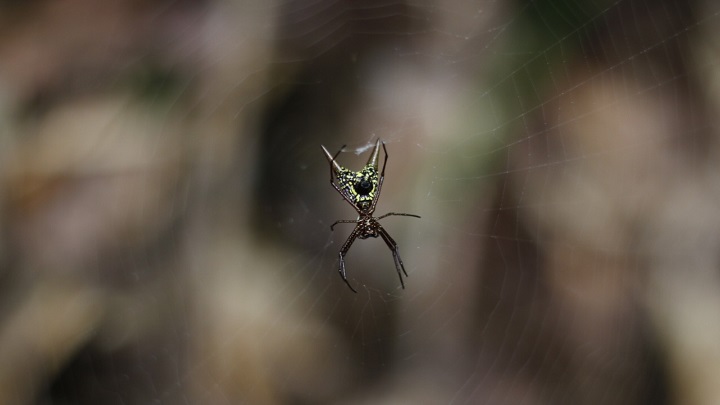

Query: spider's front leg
[330,219,358,231]
[338,228,360,293]
[377,212,421,220]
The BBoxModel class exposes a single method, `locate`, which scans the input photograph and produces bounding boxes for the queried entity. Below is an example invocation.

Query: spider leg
[368,141,389,214]
[380,141,389,178]
[338,227,360,293]
[329,145,346,182]
[330,219,358,231]
[327,145,348,198]
[377,226,408,289]
[377,212,421,220]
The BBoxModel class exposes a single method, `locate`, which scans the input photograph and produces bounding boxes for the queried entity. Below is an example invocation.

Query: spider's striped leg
[377,227,408,289]
[368,141,388,214]
[330,219,358,231]
[321,144,345,184]
[377,212,421,220]
[338,228,360,293]
[322,144,361,210]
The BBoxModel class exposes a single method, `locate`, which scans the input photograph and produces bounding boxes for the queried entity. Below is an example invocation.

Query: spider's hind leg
[338,252,358,293]
[378,227,408,289]
[338,229,360,293]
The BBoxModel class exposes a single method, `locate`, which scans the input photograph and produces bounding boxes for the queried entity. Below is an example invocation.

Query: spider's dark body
[321,140,420,293]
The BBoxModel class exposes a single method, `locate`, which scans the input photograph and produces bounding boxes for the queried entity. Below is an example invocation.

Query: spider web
[1,0,719,404]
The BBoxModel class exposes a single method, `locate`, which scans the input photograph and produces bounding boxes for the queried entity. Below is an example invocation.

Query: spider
[321,139,420,293]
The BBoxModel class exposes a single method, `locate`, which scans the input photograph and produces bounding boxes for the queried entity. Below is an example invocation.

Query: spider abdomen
[354,180,373,195]
[336,167,378,209]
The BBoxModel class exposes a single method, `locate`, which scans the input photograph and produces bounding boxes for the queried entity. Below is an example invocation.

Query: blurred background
[0,0,719,404]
